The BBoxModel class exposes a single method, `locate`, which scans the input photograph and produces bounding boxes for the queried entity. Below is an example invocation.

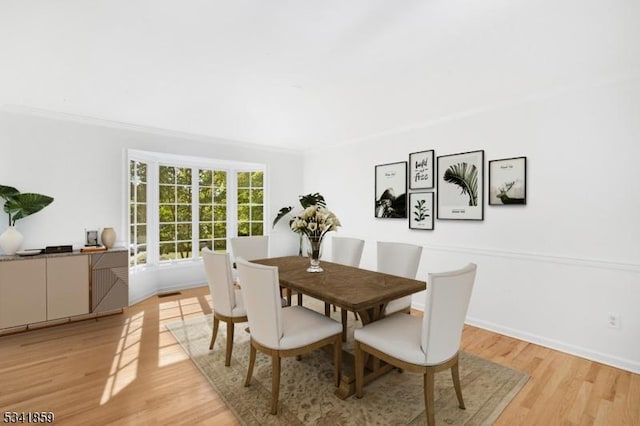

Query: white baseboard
[128,280,206,306]
[411,301,639,374]
[466,316,640,374]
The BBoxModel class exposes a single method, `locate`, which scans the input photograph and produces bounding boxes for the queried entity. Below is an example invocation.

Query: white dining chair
[354,263,477,426]
[202,248,248,366]
[331,237,365,339]
[377,241,423,315]
[230,235,269,262]
[331,236,365,268]
[236,258,343,415]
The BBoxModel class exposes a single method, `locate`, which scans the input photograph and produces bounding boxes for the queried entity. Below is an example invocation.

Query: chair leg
[297,293,303,306]
[333,335,342,387]
[286,289,292,306]
[225,320,235,366]
[353,311,359,320]
[355,342,364,398]
[270,354,281,415]
[424,369,436,426]
[340,308,348,342]
[244,343,256,387]
[451,358,466,409]
[210,316,220,350]
[333,304,337,312]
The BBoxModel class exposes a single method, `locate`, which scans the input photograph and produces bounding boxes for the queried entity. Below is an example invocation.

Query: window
[128,151,265,267]
[129,161,147,267]
[237,171,264,237]
[158,166,193,261]
[198,169,227,253]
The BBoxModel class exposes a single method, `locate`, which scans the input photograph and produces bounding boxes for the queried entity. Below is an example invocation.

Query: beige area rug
[166,298,528,425]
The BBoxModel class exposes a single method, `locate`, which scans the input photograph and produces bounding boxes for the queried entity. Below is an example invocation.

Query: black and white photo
[489,157,526,205]
[375,161,407,218]
[437,150,484,220]
[409,150,435,189]
[409,192,434,230]
[86,229,99,246]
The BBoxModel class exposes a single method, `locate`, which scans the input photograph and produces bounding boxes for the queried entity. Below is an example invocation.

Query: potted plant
[0,185,54,255]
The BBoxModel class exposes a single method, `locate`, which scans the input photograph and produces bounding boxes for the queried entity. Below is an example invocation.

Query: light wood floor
[1,286,638,425]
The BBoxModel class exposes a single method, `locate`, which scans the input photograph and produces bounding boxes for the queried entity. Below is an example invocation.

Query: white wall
[0,109,303,303]
[308,77,640,373]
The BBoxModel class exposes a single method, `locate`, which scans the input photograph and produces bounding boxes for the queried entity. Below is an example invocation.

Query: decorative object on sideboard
[85,229,99,246]
[0,226,23,255]
[45,245,73,254]
[101,227,116,249]
[0,185,54,255]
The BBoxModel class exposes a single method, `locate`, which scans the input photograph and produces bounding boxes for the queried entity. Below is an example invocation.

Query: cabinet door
[92,251,128,312]
[47,256,89,320]
[0,259,47,328]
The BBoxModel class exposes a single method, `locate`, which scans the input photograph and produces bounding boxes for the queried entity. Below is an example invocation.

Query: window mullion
[227,170,238,244]
[192,166,199,259]
[148,161,160,266]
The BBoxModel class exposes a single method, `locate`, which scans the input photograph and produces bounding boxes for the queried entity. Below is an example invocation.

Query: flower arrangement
[273,194,341,272]
[290,204,340,272]
[289,205,341,242]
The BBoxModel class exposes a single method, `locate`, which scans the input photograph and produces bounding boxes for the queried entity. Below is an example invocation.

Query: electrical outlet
[607,313,621,329]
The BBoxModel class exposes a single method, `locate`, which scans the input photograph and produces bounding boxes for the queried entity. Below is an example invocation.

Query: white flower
[302,205,317,220]
[289,204,340,237]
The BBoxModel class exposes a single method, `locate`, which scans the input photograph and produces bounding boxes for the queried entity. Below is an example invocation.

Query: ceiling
[1,0,637,149]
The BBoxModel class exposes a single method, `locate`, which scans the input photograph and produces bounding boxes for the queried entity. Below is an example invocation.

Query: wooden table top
[252,256,426,313]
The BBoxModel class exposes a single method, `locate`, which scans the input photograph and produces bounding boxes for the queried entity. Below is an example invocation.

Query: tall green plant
[443,163,478,206]
[0,185,54,226]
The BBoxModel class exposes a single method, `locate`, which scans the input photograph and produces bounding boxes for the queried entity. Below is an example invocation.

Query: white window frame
[127,149,266,270]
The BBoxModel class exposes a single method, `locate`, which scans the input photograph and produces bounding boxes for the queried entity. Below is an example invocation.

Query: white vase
[101,227,116,249]
[0,226,24,255]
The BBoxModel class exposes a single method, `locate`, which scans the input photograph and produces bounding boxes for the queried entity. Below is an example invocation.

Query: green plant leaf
[299,193,326,208]
[4,193,54,223]
[272,206,293,227]
[0,185,20,201]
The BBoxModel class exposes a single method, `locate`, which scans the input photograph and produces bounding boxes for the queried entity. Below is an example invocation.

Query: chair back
[202,248,236,317]
[230,236,269,261]
[377,241,423,278]
[421,263,477,364]
[236,258,283,349]
[331,237,365,267]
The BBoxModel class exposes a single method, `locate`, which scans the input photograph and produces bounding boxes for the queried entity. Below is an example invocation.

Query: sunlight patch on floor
[157,297,205,367]
[100,311,144,405]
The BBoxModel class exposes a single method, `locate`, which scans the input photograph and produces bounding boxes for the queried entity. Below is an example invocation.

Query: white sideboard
[0,249,128,333]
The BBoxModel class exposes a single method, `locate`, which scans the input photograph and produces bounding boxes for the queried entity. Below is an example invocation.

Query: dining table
[252,255,426,399]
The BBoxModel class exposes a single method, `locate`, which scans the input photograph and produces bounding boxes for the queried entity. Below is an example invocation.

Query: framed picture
[437,150,484,220]
[489,157,526,205]
[375,161,407,218]
[409,150,435,189]
[409,192,434,230]
[85,229,99,246]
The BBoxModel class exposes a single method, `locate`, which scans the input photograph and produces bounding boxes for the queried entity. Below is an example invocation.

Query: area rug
[166,298,528,425]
